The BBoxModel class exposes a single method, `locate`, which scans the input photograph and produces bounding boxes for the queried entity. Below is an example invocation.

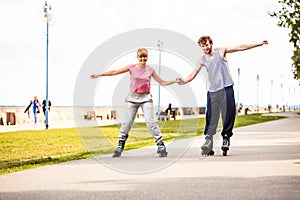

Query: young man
[178,36,268,156]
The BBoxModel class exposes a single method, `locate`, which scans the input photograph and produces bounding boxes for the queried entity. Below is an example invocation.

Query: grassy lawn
[0,113,285,175]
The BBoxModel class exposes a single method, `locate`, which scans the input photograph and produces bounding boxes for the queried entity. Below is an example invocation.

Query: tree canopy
[269,0,300,80]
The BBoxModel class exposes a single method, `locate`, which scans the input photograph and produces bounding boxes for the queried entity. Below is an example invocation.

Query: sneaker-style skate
[157,142,168,157]
[221,136,230,156]
[112,140,125,158]
[205,149,215,156]
[201,136,214,156]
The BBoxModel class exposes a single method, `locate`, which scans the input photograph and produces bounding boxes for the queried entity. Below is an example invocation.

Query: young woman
[90,48,178,157]
[32,96,41,124]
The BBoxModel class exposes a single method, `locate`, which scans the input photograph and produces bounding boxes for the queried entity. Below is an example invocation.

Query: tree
[269,0,300,80]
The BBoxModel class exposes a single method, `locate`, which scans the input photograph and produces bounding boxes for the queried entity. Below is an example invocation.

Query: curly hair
[198,36,213,46]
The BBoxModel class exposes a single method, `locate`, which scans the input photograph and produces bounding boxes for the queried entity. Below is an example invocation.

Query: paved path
[0,112,300,200]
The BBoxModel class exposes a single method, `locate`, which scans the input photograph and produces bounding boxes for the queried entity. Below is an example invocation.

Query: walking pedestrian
[32,96,41,124]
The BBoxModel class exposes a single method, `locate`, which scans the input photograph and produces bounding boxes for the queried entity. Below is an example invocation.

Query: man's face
[200,41,212,54]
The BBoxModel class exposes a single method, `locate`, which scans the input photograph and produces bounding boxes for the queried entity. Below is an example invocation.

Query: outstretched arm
[152,71,177,86]
[177,64,203,85]
[90,65,130,79]
[223,40,268,54]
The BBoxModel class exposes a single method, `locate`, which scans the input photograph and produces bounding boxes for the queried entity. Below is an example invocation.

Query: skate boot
[201,136,214,156]
[157,142,168,157]
[221,135,230,156]
[112,140,125,158]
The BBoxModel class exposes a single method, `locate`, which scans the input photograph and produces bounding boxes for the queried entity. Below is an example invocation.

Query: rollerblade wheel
[201,149,214,156]
[222,150,227,156]
[207,150,215,156]
[158,150,168,157]
[112,152,121,158]
[112,148,123,158]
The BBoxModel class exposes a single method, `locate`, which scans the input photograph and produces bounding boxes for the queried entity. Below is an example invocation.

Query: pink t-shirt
[129,64,154,93]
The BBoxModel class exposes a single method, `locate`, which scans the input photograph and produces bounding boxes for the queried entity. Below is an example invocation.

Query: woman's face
[137,54,148,65]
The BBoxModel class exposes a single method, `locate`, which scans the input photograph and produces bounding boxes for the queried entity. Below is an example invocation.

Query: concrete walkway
[0,112,299,200]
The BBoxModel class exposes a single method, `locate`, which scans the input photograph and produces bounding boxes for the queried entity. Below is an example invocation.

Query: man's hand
[176,78,186,85]
[262,40,268,45]
[90,74,98,79]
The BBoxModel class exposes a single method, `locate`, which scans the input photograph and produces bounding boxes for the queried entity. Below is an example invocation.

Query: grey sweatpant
[118,92,163,144]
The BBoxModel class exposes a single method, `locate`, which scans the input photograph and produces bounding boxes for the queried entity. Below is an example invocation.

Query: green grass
[0,113,285,175]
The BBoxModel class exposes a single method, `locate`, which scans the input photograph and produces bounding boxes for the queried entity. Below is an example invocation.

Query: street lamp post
[280,73,284,112]
[294,87,296,111]
[281,83,284,111]
[256,74,259,113]
[237,68,240,107]
[43,1,52,129]
[157,40,163,120]
[271,79,273,106]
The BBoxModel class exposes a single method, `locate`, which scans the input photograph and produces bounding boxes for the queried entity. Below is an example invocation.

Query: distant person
[32,96,41,124]
[42,99,51,125]
[238,103,243,113]
[177,35,268,156]
[24,100,33,118]
[164,103,175,120]
[268,104,272,112]
[165,103,172,114]
[42,100,52,115]
[90,48,178,158]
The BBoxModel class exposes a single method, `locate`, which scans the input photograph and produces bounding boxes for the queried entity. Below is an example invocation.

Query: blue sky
[0,0,299,107]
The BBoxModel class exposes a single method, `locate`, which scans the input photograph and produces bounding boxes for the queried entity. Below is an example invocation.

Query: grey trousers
[118,92,163,144]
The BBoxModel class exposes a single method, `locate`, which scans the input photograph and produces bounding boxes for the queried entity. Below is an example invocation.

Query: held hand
[176,78,186,85]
